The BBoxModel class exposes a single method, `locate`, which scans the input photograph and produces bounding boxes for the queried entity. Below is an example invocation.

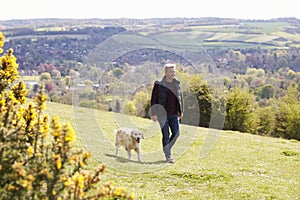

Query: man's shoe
[166,156,175,163]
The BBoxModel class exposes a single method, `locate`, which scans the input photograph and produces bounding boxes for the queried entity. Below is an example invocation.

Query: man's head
[164,63,176,81]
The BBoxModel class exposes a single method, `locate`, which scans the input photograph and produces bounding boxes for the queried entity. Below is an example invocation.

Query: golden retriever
[114,128,144,162]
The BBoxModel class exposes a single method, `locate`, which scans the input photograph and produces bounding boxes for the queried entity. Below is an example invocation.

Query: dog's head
[131,129,144,143]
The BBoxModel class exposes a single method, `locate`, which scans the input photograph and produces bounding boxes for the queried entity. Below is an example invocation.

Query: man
[150,63,183,163]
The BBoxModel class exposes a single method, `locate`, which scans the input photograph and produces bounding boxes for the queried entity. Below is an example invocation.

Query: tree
[51,69,61,80]
[115,99,121,113]
[0,31,134,199]
[64,75,73,89]
[123,100,137,115]
[255,84,275,99]
[247,105,276,136]
[256,68,265,78]
[40,72,51,81]
[44,80,56,93]
[133,91,150,117]
[112,68,125,78]
[224,87,254,132]
[274,86,300,140]
[184,74,212,127]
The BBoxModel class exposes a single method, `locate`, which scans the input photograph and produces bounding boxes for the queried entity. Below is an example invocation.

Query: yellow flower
[68,155,77,164]
[22,180,28,188]
[64,180,70,187]
[7,184,17,191]
[35,91,47,110]
[129,193,135,199]
[12,162,26,177]
[72,172,79,182]
[51,116,61,130]
[56,159,62,170]
[64,123,75,143]
[114,187,121,196]
[41,115,49,137]
[71,172,85,189]
[83,152,91,159]
[12,81,27,104]
[0,99,5,106]
[28,146,34,157]
[27,174,35,181]
[77,174,85,189]
[79,160,85,167]
[53,131,61,137]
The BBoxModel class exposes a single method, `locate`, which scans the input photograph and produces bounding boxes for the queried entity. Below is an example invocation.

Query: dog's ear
[114,129,117,134]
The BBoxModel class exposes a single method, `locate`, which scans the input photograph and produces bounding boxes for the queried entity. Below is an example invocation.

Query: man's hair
[164,63,176,72]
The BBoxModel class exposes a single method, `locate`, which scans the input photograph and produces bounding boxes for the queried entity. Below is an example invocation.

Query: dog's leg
[115,145,120,156]
[114,129,119,156]
[135,148,141,162]
[115,147,118,156]
[127,150,132,160]
[137,150,141,162]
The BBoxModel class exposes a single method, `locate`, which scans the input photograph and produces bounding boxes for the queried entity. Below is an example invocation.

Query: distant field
[44,100,300,200]
[20,76,39,81]
[151,31,281,50]
[190,22,291,33]
[148,22,298,49]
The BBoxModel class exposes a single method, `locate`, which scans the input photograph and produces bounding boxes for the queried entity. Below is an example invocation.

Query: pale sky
[1,0,299,20]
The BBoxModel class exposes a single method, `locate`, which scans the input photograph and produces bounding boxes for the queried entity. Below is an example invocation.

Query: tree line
[34,59,300,140]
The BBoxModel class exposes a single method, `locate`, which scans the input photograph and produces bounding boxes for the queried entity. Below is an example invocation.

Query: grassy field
[148,21,299,49]
[45,101,300,200]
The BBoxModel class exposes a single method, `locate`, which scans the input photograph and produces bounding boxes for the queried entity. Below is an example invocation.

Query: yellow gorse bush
[0,32,134,199]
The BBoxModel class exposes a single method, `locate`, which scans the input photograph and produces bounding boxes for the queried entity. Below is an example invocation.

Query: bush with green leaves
[224,87,255,132]
[274,86,300,140]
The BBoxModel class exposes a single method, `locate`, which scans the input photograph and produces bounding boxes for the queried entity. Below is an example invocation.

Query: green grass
[45,101,300,200]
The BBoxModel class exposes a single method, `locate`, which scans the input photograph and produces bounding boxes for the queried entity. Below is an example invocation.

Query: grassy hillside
[45,101,300,200]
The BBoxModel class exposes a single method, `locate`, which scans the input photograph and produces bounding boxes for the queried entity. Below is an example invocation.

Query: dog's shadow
[104,154,166,165]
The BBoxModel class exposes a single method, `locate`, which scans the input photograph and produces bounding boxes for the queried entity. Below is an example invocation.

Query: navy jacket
[150,76,183,117]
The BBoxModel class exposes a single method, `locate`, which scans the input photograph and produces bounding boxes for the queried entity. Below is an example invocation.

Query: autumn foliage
[0,32,134,199]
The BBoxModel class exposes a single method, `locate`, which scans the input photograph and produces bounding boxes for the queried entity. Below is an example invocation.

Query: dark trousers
[158,114,180,159]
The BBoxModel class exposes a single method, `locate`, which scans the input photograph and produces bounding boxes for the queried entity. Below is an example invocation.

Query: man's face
[165,66,176,80]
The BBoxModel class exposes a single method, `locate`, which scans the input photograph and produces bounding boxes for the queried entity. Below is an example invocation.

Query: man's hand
[151,115,158,122]
[178,113,183,120]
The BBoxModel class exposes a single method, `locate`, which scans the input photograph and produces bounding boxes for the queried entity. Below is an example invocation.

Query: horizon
[1,0,299,21]
[2,16,300,21]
